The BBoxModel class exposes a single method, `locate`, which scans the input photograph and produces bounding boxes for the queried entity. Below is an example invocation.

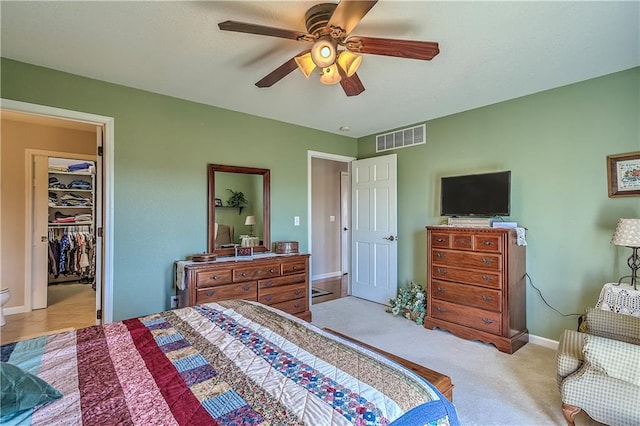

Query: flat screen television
[440,171,511,217]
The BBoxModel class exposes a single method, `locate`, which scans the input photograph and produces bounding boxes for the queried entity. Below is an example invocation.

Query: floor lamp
[611,218,640,290]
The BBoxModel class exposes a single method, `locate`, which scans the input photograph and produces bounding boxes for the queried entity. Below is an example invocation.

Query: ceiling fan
[218,0,440,96]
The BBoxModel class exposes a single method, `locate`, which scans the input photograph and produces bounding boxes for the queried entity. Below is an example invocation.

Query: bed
[1,299,459,425]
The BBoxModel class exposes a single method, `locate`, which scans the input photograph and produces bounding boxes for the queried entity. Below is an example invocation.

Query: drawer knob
[241,272,249,277]
[295,277,303,283]
[436,306,446,313]
[482,241,493,246]
[294,289,302,296]
[210,275,219,280]
[436,252,445,259]
[481,258,494,265]
[294,302,301,308]
[436,237,445,243]
[481,295,493,302]
[242,285,251,291]
[436,286,445,293]
[436,268,446,275]
[264,294,273,301]
[482,317,495,324]
[265,281,273,287]
[292,266,298,270]
[482,275,492,282]
[205,290,215,297]
[457,239,470,246]
[269,268,275,273]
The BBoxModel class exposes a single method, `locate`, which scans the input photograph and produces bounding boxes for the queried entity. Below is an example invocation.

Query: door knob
[383,235,398,241]
[343,227,348,231]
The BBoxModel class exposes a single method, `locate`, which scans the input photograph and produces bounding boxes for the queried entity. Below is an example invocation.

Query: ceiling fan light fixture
[319,64,341,85]
[294,52,316,78]
[336,50,362,77]
[311,38,336,68]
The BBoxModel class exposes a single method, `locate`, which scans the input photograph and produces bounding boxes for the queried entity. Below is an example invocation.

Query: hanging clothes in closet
[48,226,95,285]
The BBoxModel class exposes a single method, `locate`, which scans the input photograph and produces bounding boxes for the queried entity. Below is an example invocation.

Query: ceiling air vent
[376,124,426,153]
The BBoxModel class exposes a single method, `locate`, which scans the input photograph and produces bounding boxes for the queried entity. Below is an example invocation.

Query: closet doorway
[1,102,113,343]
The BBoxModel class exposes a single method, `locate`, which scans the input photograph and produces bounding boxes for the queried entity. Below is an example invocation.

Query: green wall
[1,58,357,321]
[358,67,640,340]
[2,57,638,340]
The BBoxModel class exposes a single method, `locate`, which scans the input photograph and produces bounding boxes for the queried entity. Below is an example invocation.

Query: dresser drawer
[197,282,257,303]
[451,234,473,250]
[430,265,502,289]
[474,234,503,253]
[432,249,502,271]
[259,283,306,305]
[233,263,280,281]
[271,297,307,315]
[431,279,502,312]
[281,260,306,275]
[431,300,501,335]
[259,273,306,289]
[196,269,233,287]
[431,232,451,248]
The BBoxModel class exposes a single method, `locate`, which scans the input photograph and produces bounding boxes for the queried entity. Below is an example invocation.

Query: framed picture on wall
[607,151,640,197]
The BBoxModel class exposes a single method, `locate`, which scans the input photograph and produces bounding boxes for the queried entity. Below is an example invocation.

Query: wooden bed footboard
[323,328,454,401]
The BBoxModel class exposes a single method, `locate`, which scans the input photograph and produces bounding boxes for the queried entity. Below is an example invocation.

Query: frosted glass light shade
[336,51,362,77]
[311,39,336,68]
[295,52,316,78]
[320,64,341,85]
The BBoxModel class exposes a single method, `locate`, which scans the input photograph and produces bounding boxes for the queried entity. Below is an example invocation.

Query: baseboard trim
[312,271,342,281]
[4,305,29,316]
[529,334,558,350]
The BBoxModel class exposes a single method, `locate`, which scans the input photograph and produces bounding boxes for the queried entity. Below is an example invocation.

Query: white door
[32,155,49,309]
[351,154,398,304]
[340,171,350,275]
[94,127,103,324]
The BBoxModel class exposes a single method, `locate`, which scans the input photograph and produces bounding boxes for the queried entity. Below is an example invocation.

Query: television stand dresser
[177,253,311,322]
[424,226,528,354]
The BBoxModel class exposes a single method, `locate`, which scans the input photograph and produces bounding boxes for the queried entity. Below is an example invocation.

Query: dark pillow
[0,362,62,416]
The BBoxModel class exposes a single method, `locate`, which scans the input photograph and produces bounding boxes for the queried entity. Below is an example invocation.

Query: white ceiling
[1,1,638,138]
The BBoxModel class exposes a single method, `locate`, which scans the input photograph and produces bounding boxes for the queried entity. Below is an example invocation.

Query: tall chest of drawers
[424,226,527,353]
[178,254,311,322]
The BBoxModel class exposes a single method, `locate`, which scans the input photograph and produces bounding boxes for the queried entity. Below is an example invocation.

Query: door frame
[2,98,115,323]
[307,150,356,294]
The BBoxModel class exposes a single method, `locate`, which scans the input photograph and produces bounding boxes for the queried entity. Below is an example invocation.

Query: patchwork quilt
[1,300,459,425]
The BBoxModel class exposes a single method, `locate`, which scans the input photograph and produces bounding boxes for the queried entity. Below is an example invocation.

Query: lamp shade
[611,218,640,247]
[244,215,256,226]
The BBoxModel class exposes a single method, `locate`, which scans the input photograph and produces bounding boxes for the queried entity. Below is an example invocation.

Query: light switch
[329,215,336,222]
[294,216,300,226]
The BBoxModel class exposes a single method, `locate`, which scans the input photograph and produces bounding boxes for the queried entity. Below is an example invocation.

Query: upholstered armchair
[556,307,640,426]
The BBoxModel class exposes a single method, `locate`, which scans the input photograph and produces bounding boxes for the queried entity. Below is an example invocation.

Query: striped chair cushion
[556,329,585,388]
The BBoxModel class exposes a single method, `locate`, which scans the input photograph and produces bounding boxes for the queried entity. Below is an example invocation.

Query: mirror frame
[207,164,271,256]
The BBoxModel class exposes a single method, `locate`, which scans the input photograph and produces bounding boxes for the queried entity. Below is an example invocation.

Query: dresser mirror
[208,164,270,256]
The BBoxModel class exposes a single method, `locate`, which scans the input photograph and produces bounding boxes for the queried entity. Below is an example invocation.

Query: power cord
[526,273,581,317]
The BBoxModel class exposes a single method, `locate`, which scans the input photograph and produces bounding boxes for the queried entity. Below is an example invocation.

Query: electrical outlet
[294,216,300,226]
[170,295,179,309]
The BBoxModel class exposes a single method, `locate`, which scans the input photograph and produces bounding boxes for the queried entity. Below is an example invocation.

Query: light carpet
[311,296,602,426]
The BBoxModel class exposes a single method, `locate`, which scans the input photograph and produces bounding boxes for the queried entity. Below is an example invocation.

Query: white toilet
[0,288,10,327]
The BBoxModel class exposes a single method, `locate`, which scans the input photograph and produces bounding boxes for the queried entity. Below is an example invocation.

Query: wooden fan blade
[338,69,365,97]
[346,36,440,60]
[255,57,300,88]
[219,20,312,41]
[327,0,378,36]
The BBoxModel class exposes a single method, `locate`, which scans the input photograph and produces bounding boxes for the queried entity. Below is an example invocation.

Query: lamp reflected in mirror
[245,215,256,236]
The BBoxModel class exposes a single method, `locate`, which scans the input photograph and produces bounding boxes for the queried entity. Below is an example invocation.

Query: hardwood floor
[0,283,96,344]
[312,275,348,305]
